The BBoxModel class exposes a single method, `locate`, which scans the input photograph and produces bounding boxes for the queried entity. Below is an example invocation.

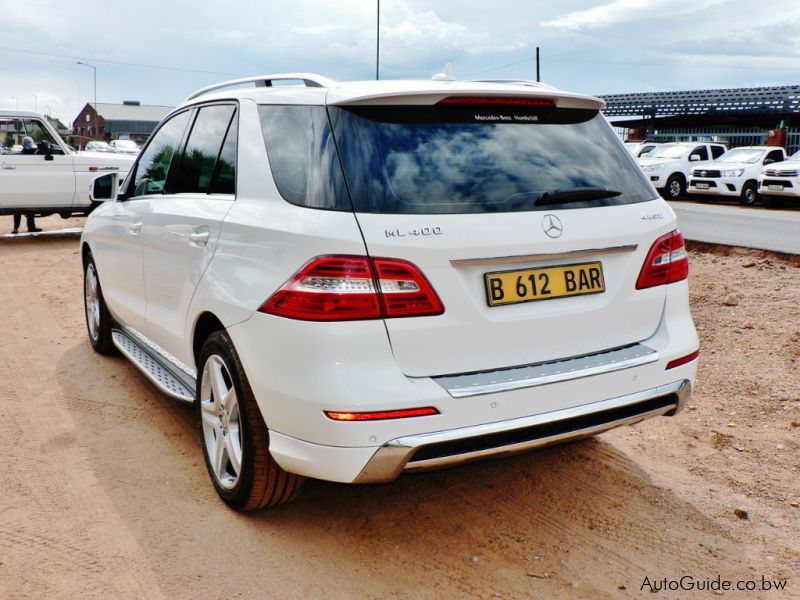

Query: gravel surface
[0,217,797,599]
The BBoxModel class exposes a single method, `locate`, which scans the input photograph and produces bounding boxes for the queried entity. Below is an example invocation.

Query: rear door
[140,103,238,362]
[329,97,670,377]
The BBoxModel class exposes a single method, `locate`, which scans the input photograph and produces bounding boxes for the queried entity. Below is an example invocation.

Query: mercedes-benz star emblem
[542,214,563,238]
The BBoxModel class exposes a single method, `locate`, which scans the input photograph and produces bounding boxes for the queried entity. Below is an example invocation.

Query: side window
[258,105,350,210]
[170,104,236,194]
[765,150,784,163]
[210,111,237,195]
[132,110,191,197]
[692,146,709,161]
[710,145,725,159]
[24,120,58,146]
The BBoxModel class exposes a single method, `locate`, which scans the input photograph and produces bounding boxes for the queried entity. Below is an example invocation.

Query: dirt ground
[0,216,797,599]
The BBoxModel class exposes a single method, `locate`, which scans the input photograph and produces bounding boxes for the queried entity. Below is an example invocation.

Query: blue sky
[3,0,800,126]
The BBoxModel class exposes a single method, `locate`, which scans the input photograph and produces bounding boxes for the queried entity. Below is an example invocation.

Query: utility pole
[536,47,540,82]
[376,0,380,80]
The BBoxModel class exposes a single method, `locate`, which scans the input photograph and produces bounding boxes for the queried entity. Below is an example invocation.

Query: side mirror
[689,154,701,162]
[90,172,118,202]
[38,141,54,161]
[764,159,776,165]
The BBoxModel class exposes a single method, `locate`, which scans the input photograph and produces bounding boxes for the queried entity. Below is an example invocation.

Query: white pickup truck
[0,110,134,218]
[758,150,800,208]
[638,142,727,200]
[687,146,787,205]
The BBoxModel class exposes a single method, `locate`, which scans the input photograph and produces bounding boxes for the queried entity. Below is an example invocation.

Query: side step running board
[111,329,196,402]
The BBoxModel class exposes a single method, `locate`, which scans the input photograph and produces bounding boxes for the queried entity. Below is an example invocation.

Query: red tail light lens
[437,96,556,107]
[260,255,444,321]
[324,407,440,421]
[666,350,699,370]
[636,230,689,290]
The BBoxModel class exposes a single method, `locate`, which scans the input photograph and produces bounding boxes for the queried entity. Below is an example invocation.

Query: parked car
[638,142,727,200]
[85,140,116,153]
[81,73,699,511]
[624,140,663,158]
[757,150,800,207]
[687,146,787,205]
[109,139,140,155]
[0,110,135,219]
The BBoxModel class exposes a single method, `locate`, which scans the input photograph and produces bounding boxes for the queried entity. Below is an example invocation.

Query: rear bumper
[354,379,690,483]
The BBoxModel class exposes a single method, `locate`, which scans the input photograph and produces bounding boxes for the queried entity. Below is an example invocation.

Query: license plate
[485,262,605,307]
[696,183,710,190]
[768,184,784,191]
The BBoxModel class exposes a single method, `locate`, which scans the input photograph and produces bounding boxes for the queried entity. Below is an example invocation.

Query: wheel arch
[81,241,93,266]
[192,312,226,367]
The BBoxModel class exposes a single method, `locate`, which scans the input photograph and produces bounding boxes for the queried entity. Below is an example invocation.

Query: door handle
[2,165,15,170]
[129,221,143,235]
[189,229,210,246]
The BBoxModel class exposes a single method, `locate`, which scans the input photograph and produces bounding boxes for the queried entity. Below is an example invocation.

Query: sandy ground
[0,216,797,599]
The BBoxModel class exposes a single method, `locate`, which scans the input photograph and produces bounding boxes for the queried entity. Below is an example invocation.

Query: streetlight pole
[76,61,97,137]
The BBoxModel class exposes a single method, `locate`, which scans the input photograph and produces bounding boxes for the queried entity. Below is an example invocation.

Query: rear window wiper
[534,187,622,206]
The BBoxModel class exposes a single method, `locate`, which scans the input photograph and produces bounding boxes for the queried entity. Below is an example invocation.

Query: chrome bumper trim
[354,380,690,484]
[449,244,638,268]
[433,343,659,398]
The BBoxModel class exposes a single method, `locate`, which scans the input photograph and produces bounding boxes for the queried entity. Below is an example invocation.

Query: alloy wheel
[200,355,243,489]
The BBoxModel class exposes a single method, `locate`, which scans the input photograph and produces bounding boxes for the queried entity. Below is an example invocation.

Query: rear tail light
[324,407,440,421]
[260,255,444,321]
[636,230,689,290]
[437,96,556,107]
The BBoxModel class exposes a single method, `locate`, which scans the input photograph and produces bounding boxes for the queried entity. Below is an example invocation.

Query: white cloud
[542,0,725,30]
[209,29,254,45]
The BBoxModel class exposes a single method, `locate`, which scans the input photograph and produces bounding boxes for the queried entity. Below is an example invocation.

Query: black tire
[197,331,304,511]
[664,174,685,200]
[83,254,116,355]
[762,195,783,209]
[740,181,758,206]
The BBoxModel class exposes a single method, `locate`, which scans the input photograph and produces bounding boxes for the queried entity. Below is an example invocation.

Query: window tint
[710,145,725,159]
[132,111,190,196]
[766,149,784,163]
[330,106,654,214]
[210,111,237,195]
[258,105,350,210]
[692,146,709,161]
[171,105,236,194]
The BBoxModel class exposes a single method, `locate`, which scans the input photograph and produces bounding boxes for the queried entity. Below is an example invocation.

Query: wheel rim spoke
[200,353,242,490]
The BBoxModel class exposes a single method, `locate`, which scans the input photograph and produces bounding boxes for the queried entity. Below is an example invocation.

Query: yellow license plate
[484,262,605,307]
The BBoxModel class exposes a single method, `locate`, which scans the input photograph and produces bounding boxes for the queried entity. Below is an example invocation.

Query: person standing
[11,213,41,234]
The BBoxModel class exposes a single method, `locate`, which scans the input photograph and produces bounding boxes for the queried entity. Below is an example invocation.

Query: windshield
[717,148,763,164]
[788,150,800,161]
[644,144,690,159]
[328,105,653,214]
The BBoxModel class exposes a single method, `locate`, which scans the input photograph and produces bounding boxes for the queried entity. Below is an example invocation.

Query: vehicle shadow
[57,341,751,599]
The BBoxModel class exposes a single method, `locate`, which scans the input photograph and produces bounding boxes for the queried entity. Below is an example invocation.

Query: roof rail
[186,73,336,101]
[473,79,556,90]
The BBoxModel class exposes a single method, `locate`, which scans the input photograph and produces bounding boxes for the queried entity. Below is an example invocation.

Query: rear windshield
[328,105,653,214]
[258,104,654,214]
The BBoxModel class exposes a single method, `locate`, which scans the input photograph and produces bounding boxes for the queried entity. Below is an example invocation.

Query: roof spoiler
[186,73,335,101]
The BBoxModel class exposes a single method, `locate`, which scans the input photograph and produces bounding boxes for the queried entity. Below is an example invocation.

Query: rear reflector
[666,350,699,370]
[325,407,440,421]
[260,255,444,321]
[437,96,556,107]
[636,230,689,289]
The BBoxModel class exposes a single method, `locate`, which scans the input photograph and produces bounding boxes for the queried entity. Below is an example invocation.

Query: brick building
[73,101,172,146]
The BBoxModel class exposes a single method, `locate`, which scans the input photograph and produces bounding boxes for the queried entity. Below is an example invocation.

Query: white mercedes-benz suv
[80,74,699,511]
